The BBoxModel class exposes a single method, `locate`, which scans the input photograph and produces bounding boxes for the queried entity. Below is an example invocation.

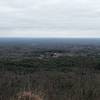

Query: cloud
[0,0,100,37]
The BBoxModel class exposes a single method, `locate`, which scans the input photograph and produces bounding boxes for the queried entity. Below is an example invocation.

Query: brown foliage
[17,91,43,100]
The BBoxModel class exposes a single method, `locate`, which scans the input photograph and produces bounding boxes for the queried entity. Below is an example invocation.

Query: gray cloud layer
[0,0,100,37]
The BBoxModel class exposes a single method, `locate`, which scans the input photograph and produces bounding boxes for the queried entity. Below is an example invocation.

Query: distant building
[52,53,64,58]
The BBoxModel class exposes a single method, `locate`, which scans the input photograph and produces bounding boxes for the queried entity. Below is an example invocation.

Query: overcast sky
[0,0,100,37]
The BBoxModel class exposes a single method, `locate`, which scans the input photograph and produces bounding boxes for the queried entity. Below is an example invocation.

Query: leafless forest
[0,38,100,100]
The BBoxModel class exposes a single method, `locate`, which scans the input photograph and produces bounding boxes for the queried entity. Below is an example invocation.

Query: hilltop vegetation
[0,53,100,100]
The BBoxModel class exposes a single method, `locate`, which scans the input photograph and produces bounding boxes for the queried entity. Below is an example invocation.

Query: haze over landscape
[0,0,100,100]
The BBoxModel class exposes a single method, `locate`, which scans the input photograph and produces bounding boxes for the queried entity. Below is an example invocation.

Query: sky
[0,0,100,37]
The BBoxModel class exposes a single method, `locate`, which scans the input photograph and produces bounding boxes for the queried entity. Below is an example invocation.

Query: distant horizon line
[0,37,100,39]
